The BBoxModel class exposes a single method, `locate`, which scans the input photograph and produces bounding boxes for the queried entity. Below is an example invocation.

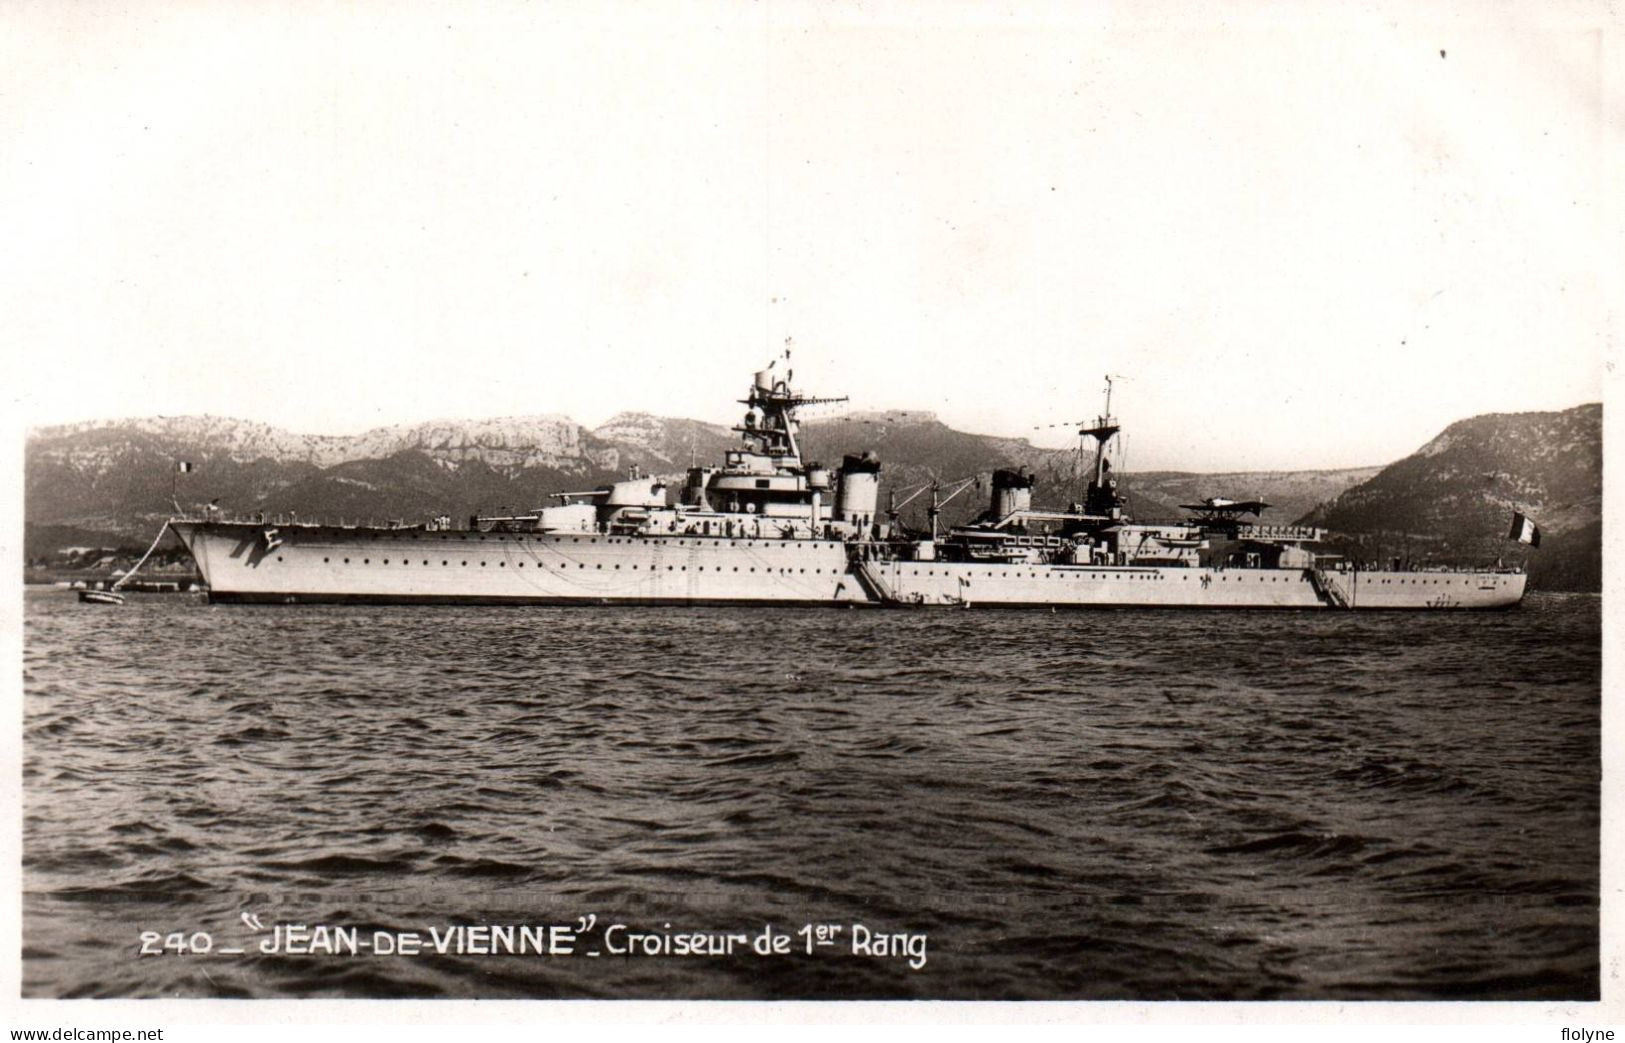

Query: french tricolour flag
[1507,512,1541,547]
[174,461,194,473]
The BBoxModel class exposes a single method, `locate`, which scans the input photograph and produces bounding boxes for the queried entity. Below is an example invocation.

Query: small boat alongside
[75,521,175,608]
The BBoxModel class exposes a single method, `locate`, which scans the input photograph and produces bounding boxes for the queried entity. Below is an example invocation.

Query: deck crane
[886,474,982,541]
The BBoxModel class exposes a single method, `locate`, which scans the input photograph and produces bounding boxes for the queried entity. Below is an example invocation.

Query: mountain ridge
[24,403,1601,590]
[1301,403,1601,590]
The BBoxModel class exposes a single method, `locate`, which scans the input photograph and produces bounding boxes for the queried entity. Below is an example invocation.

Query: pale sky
[2,1,1615,471]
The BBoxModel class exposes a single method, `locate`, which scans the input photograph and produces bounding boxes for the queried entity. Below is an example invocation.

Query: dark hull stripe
[202,591,1520,611]
[205,591,875,608]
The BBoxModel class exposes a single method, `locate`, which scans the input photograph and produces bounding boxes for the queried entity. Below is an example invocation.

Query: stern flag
[174,461,194,473]
[1507,512,1542,547]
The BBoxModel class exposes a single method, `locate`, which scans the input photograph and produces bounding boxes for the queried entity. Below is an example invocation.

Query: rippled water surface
[23,589,1600,1000]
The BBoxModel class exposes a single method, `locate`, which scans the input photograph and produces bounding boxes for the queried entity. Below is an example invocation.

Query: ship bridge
[508,360,886,541]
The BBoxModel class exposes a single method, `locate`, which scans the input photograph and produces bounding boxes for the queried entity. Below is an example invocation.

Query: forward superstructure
[170,364,880,606]
[167,366,1527,609]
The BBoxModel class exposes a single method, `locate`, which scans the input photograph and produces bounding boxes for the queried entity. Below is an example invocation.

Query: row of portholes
[325,532,835,550]
[1378,571,1488,581]
[896,571,1314,583]
[271,556,1509,587]
[909,570,1168,580]
[310,556,834,575]
[292,557,1508,588]
[1180,574,1308,582]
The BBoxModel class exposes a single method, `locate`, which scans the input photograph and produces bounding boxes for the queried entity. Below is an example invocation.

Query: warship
[164,364,1528,610]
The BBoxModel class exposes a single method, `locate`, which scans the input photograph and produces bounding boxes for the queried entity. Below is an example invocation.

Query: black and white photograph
[4,0,1615,1029]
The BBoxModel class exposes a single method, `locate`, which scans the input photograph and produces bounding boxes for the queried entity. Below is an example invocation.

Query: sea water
[21,588,1600,999]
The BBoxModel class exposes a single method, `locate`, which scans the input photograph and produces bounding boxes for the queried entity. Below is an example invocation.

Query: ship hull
[873,560,1526,610]
[171,522,871,606]
[171,522,1526,610]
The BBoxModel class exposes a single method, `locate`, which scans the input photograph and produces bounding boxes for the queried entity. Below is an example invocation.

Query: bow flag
[1507,512,1541,547]
[174,461,194,473]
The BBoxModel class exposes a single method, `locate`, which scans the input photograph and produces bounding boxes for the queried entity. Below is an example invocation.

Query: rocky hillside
[799,416,1376,532]
[25,415,625,541]
[25,409,1371,549]
[1300,403,1602,591]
